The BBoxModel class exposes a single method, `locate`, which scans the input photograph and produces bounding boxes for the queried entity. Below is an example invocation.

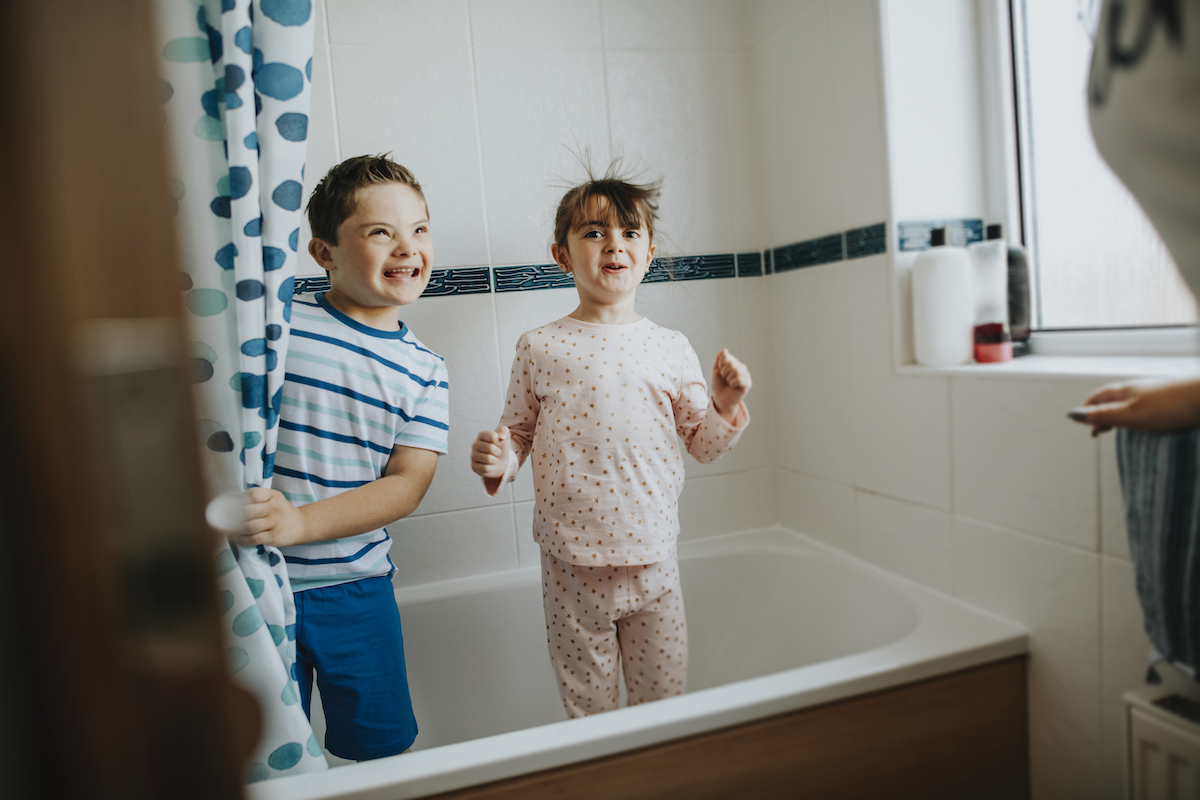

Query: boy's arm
[241,445,438,548]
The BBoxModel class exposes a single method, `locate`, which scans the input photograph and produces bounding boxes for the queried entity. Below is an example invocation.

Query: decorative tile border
[773,233,844,272]
[291,221,889,296]
[845,222,887,259]
[494,263,575,293]
[644,254,736,284]
[736,251,762,277]
[897,219,984,251]
[423,266,491,296]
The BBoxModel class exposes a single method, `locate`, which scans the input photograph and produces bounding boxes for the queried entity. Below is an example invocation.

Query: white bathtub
[249,526,1027,800]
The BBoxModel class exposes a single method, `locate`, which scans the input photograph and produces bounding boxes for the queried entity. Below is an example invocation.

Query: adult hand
[1072,377,1200,436]
[711,348,752,423]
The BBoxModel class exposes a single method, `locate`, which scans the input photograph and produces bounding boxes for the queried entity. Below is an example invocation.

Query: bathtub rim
[248,525,1029,800]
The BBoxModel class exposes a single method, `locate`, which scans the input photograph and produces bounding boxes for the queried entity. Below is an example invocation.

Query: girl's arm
[471,334,540,495]
[674,343,750,463]
[1072,377,1200,435]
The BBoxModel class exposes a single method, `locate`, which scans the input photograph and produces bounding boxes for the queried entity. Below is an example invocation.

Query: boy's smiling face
[309,181,433,330]
[553,195,655,313]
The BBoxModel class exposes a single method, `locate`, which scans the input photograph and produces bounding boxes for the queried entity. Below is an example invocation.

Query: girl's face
[552,195,655,310]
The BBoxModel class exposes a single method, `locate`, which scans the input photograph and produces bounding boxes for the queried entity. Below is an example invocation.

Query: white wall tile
[952,378,1099,550]
[469,0,603,47]
[473,46,610,266]
[734,276,778,472]
[1100,557,1152,799]
[402,294,512,515]
[777,468,857,553]
[677,468,777,542]
[856,491,953,594]
[297,44,339,277]
[391,505,519,588]
[954,518,1103,800]
[601,0,749,51]
[748,0,818,47]
[327,0,470,46]
[879,0,986,220]
[331,44,489,268]
[313,0,329,43]
[1099,432,1130,560]
[828,0,888,231]
[768,265,854,484]
[606,50,752,257]
[845,258,953,508]
[751,2,841,246]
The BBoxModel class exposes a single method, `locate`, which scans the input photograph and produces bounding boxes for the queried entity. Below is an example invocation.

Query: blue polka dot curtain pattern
[158,0,327,781]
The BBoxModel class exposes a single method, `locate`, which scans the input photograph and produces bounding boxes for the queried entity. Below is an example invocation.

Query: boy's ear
[308,238,335,272]
[551,243,570,274]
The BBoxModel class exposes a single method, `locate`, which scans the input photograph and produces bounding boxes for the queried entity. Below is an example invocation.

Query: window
[1012,0,1197,330]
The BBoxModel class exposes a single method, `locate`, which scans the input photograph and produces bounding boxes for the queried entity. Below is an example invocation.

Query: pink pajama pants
[539,549,687,718]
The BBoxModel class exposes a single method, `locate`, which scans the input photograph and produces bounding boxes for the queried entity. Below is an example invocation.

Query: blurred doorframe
[0,2,252,797]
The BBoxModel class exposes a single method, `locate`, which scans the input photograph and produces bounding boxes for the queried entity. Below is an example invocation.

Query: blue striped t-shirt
[276,293,449,591]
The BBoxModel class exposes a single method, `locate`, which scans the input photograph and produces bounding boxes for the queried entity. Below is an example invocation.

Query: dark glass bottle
[1007,242,1031,356]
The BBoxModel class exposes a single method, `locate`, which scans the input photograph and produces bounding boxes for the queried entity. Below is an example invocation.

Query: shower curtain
[158,0,327,781]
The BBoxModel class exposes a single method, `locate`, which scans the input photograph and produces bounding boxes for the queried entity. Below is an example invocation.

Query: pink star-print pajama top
[485,316,749,716]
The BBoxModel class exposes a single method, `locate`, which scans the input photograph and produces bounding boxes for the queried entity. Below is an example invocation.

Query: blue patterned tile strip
[294,275,332,295]
[897,219,984,251]
[773,233,844,272]
[292,222,891,295]
[292,268,491,298]
[643,253,736,283]
[845,222,887,259]
[494,263,575,293]
[736,251,762,277]
[422,266,491,297]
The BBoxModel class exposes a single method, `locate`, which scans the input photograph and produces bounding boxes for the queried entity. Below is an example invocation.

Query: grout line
[324,46,342,162]
[597,0,614,156]
[464,2,494,268]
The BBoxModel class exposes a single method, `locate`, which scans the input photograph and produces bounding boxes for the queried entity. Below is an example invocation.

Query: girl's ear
[551,243,571,273]
[646,241,656,265]
[308,238,335,272]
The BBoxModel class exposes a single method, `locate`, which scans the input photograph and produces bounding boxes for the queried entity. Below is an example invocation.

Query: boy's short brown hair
[552,162,661,251]
[306,154,427,245]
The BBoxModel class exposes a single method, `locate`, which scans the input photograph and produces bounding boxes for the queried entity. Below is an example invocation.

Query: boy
[240,154,448,760]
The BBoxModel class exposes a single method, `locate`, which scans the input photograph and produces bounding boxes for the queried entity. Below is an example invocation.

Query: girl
[470,167,752,717]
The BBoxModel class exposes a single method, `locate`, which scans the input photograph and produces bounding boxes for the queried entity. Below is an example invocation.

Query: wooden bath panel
[429,656,1029,800]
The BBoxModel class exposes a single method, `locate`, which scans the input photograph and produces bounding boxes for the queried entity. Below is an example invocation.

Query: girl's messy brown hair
[552,160,661,252]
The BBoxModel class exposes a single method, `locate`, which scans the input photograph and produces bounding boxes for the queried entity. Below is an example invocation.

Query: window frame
[995,0,1198,355]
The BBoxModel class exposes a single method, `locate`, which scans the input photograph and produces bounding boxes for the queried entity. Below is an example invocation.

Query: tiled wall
[755,2,1147,798]
[301,0,780,589]
[297,1,1151,797]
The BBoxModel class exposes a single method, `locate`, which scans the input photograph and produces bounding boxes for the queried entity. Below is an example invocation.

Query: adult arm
[1072,377,1200,435]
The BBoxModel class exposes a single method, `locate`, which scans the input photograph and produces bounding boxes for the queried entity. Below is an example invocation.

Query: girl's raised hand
[471,426,513,493]
[711,349,752,423]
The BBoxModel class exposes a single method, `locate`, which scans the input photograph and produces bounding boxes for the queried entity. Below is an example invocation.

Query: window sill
[897,354,1200,382]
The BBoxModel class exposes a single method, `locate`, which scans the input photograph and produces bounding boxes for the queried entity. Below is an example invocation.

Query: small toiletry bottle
[912,227,974,367]
[968,223,1012,363]
[1007,240,1032,356]
[973,322,1013,363]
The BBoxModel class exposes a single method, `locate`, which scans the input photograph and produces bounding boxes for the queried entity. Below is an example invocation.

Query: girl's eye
[583,230,602,239]
[415,226,428,234]
[625,230,641,239]
[372,229,389,236]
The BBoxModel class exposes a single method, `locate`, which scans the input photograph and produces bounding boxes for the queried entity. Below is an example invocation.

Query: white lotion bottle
[968,223,1009,328]
[912,227,974,366]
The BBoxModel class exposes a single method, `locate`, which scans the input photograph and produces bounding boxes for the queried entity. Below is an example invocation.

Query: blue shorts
[293,576,417,760]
